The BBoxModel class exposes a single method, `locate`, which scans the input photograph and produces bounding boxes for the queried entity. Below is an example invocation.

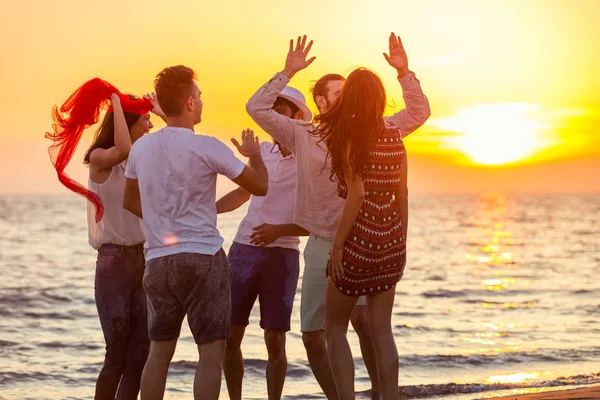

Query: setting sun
[429,103,550,166]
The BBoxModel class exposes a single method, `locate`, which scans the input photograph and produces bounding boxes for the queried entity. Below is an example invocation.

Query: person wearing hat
[246,34,431,400]
[216,86,312,400]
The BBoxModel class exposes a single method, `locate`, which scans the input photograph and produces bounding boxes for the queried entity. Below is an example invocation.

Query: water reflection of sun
[487,372,540,384]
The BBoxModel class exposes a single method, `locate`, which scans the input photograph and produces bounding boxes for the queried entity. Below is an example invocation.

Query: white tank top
[87,162,145,250]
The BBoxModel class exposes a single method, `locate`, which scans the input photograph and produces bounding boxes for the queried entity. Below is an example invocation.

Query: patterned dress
[334,125,407,296]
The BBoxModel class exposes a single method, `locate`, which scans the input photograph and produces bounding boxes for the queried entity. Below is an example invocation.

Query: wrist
[281,68,296,79]
[396,67,410,78]
[331,241,345,251]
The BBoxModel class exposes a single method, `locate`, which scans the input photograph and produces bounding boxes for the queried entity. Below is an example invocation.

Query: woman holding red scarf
[46,79,159,399]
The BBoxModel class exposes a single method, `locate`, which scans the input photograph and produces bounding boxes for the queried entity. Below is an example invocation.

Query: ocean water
[1,193,599,400]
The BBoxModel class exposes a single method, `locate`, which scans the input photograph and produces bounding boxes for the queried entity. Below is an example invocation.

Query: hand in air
[282,35,316,78]
[383,32,409,76]
[231,129,260,158]
[143,92,166,118]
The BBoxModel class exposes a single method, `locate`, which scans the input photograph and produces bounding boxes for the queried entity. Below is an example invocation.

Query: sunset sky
[1,0,598,195]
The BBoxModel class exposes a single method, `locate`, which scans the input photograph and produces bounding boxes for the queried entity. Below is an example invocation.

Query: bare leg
[302,330,338,399]
[350,305,380,398]
[366,289,398,400]
[194,339,226,400]
[140,339,177,400]
[325,280,359,400]
[223,325,246,400]
[264,328,287,399]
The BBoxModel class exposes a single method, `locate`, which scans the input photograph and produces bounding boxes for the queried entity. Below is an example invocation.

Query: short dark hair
[310,73,345,103]
[274,97,300,117]
[154,65,197,117]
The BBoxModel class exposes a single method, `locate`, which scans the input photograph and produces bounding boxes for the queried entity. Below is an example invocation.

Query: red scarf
[45,78,153,222]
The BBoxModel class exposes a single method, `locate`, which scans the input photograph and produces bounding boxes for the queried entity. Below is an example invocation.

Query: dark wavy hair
[83,95,141,165]
[312,68,386,180]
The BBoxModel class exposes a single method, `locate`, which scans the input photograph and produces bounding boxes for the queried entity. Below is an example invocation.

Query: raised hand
[383,32,409,77]
[282,35,316,79]
[143,92,166,119]
[231,129,260,158]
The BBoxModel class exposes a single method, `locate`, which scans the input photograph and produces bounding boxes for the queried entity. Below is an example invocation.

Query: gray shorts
[143,250,231,345]
[301,234,365,332]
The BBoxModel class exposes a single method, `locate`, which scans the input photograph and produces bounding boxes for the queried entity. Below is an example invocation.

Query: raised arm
[89,93,132,170]
[246,35,316,153]
[382,33,431,137]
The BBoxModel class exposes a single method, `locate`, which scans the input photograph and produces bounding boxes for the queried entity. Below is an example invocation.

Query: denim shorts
[228,242,299,331]
[143,250,231,345]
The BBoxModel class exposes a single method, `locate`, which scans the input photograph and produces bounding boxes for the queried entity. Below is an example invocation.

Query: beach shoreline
[483,384,600,400]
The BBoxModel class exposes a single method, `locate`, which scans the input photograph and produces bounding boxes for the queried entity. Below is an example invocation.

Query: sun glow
[430,103,548,166]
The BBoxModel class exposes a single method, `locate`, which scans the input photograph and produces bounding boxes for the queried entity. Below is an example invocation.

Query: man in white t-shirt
[123,65,269,400]
[216,86,311,400]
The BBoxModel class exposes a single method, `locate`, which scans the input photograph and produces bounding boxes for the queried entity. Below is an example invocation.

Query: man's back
[126,126,245,261]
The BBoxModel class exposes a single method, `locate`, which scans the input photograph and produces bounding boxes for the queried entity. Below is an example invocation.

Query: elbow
[419,96,432,124]
[115,148,131,162]
[245,100,258,119]
[255,182,268,197]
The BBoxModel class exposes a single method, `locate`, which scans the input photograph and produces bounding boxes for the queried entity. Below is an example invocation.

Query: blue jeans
[94,243,149,400]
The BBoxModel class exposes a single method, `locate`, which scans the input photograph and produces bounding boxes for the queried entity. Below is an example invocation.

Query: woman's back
[334,125,407,296]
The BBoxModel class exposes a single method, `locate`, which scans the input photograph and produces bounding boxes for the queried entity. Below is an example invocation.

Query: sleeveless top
[87,162,145,250]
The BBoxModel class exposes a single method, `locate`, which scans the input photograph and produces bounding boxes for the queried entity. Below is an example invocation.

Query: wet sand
[487,385,600,399]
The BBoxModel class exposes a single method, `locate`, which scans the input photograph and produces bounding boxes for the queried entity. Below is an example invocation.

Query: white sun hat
[277,86,313,122]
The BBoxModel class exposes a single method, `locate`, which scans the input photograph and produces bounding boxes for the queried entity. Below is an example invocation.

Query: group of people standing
[46,33,430,400]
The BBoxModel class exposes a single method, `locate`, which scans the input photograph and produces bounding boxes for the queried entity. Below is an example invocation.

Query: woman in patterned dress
[313,63,409,398]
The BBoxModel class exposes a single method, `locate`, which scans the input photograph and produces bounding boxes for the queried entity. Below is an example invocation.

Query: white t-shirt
[233,142,299,250]
[125,127,246,261]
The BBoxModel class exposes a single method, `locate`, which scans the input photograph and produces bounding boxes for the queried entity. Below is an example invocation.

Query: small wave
[24,311,75,320]
[36,341,101,351]
[426,275,446,281]
[399,347,600,369]
[170,358,313,379]
[360,372,600,399]
[422,288,542,299]
[572,230,598,236]
[39,289,72,303]
[422,289,467,298]
[0,340,18,348]
[394,312,427,317]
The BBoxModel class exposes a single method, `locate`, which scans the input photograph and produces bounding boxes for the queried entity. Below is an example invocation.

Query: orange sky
[1,0,598,195]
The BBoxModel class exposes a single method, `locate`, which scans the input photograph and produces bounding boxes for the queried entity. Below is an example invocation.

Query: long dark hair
[312,68,386,180]
[83,95,141,165]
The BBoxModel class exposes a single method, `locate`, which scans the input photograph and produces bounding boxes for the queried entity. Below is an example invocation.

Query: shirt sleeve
[204,138,246,180]
[383,71,432,138]
[124,143,139,179]
[246,72,311,154]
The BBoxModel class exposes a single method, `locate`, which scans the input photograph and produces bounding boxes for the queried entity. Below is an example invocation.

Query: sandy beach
[487,385,600,399]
